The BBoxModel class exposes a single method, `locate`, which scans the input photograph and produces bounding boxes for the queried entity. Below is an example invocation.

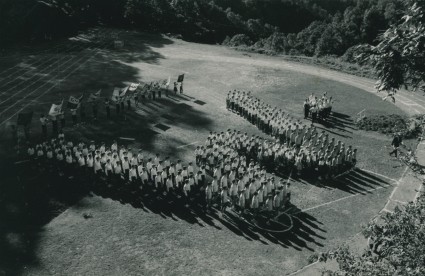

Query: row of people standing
[226,90,357,179]
[196,130,292,214]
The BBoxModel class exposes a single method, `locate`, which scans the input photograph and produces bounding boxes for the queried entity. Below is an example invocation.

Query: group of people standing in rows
[303,92,334,123]
[26,135,208,206]
[195,130,292,215]
[226,91,357,179]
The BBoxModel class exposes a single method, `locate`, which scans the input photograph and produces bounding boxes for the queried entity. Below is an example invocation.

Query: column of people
[26,134,207,205]
[228,92,356,180]
[195,130,291,216]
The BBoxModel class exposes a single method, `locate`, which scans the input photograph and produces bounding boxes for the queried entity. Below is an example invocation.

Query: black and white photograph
[1,0,425,275]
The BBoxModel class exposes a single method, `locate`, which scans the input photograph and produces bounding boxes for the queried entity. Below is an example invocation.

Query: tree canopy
[323,193,425,275]
[360,0,425,95]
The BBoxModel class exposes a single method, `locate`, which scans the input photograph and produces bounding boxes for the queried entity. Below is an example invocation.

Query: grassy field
[0,29,418,276]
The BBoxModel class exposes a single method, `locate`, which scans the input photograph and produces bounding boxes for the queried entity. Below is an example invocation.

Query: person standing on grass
[40,114,49,138]
[59,112,65,129]
[180,82,183,94]
[105,98,111,119]
[389,133,403,158]
[303,99,310,119]
[173,82,178,94]
[51,115,59,135]
[92,102,98,120]
[158,88,162,99]
[69,109,76,125]
[79,103,86,123]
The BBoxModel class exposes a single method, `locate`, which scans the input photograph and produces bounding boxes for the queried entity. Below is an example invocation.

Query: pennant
[49,101,63,116]
[87,89,101,102]
[112,87,121,102]
[177,74,184,82]
[119,86,129,98]
[17,111,33,126]
[67,95,83,109]
[128,82,140,92]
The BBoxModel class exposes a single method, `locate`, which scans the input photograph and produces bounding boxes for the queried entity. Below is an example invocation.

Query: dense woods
[0,0,404,57]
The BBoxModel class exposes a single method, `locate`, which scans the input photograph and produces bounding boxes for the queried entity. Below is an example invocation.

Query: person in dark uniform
[127,97,131,110]
[158,89,162,98]
[105,98,111,119]
[92,102,98,120]
[120,99,125,112]
[71,109,77,125]
[51,115,58,134]
[173,82,178,94]
[389,133,403,158]
[80,103,86,122]
[115,97,120,115]
[59,113,65,129]
[152,89,156,100]
[40,114,48,138]
[303,99,310,119]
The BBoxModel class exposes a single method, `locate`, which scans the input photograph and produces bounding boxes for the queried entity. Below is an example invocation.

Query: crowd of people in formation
[225,91,357,178]
[195,130,292,216]
[25,133,210,207]
[303,92,334,122]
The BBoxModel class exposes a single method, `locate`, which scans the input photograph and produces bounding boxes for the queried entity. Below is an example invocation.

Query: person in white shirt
[220,186,230,212]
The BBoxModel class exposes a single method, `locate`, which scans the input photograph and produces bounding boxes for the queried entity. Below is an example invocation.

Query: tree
[359,0,425,97]
[322,193,425,275]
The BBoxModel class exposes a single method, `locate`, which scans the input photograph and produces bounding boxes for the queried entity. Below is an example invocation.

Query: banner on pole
[177,74,184,83]
[88,89,101,102]
[128,83,140,92]
[49,101,63,116]
[67,95,83,109]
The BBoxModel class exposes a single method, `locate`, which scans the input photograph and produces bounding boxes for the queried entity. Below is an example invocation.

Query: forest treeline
[0,0,405,59]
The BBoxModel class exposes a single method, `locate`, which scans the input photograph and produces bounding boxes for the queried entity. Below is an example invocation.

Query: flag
[17,111,33,126]
[165,76,171,87]
[88,89,101,102]
[67,95,83,109]
[177,74,184,82]
[112,87,121,102]
[119,86,129,98]
[128,83,140,92]
[49,101,63,116]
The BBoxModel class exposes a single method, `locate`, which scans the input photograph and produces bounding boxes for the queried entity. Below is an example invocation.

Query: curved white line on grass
[0,32,123,126]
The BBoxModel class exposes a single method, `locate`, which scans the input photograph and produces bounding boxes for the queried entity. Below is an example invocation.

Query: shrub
[225,34,252,47]
[356,114,425,139]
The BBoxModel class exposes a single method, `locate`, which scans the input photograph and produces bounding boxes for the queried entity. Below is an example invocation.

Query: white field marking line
[0,29,108,80]
[286,261,320,276]
[392,199,408,205]
[238,212,293,233]
[0,41,85,85]
[380,208,394,214]
[0,30,118,118]
[0,55,79,101]
[414,183,423,202]
[0,39,79,78]
[383,166,409,210]
[0,29,111,93]
[359,169,398,182]
[293,183,393,214]
[385,166,409,204]
[0,53,90,116]
[177,141,199,149]
[0,40,115,126]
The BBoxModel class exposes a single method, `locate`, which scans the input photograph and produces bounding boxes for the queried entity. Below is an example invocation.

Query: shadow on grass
[0,28,212,275]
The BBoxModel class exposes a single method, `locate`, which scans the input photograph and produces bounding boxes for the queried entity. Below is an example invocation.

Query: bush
[225,34,253,47]
[356,114,425,139]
